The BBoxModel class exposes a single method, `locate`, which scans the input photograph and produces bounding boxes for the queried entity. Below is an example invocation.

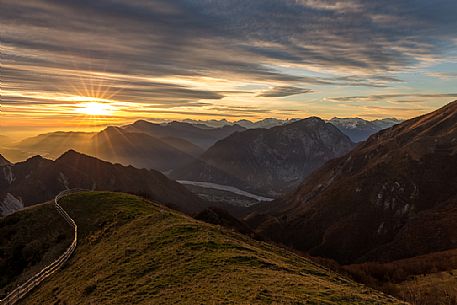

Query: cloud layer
[1,0,457,134]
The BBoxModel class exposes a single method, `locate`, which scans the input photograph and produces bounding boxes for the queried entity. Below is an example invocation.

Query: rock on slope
[248,100,457,264]
[12,192,403,305]
[0,150,203,216]
[172,117,354,197]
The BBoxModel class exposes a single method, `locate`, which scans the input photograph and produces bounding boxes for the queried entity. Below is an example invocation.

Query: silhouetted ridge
[0,154,11,166]
[0,151,204,216]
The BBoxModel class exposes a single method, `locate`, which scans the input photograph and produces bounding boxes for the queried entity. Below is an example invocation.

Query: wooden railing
[0,189,84,305]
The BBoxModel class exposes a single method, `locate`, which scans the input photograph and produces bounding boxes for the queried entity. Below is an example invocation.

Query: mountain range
[87,126,200,172]
[123,120,246,149]
[172,117,354,196]
[1,102,455,304]
[182,117,402,142]
[183,118,300,129]
[247,100,457,264]
[0,150,203,216]
[1,117,400,175]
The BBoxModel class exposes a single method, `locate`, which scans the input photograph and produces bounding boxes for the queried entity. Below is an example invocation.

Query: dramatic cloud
[1,0,456,136]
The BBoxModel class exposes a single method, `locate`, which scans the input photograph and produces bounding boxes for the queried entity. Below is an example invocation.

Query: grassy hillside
[0,202,72,297]
[394,269,457,305]
[14,192,404,304]
[344,248,457,304]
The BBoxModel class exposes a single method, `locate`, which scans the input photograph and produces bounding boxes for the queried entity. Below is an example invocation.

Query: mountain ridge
[0,150,204,216]
[247,100,457,264]
[0,154,11,166]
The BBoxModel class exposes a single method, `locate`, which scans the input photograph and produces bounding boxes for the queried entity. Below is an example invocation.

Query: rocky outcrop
[0,193,23,216]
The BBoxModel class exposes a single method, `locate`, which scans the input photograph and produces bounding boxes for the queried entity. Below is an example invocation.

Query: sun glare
[75,102,115,116]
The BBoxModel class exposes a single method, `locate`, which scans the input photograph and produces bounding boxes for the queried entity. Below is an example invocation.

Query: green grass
[15,192,405,304]
[0,202,72,297]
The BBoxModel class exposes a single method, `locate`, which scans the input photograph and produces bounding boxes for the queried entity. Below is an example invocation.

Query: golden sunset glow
[1,0,456,141]
[75,101,116,116]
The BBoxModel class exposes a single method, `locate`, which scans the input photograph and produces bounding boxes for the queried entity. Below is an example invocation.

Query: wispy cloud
[427,72,457,80]
[257,86,313,97]
[1,0,457,135]
[326,93,457,103]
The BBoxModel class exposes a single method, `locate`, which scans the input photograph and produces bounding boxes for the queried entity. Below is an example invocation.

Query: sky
[1,0,457,138]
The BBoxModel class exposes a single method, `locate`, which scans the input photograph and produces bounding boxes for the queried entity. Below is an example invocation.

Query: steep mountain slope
[248,100,457,264]
[0,150,203,215]
[123,120,246,149]
[88,127,197,171]
[0,154,11,166]
[172,118,354,196]
[159,136,204,157]
[10,192,403,304]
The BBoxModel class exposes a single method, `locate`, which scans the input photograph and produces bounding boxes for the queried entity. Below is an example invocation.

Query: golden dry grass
[394,269,457,305]
[20,192,405,304]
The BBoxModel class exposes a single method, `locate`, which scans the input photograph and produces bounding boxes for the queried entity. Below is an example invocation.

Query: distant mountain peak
[99,125,124,134]
[57,149,86,160]
[26,155,46,162]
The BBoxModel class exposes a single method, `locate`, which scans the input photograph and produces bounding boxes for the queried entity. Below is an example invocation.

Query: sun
[75,102,115,116]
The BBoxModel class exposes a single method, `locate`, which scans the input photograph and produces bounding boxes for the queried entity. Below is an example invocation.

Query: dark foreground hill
[248,100,457,264]
[4,192,403,304]
[0,150,203,216]
[172,117,354,196]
